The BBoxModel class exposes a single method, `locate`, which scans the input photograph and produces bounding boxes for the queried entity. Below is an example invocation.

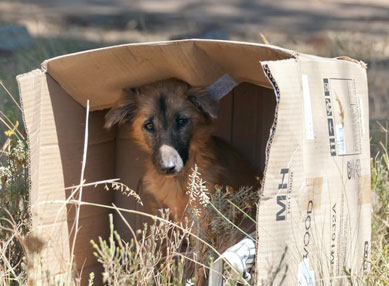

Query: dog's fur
[105,79,258,222]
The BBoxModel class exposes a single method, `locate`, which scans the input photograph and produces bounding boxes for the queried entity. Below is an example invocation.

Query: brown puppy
[105,79,258,222]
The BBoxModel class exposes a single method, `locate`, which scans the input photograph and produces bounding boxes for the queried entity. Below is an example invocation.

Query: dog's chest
[143,171,189,220]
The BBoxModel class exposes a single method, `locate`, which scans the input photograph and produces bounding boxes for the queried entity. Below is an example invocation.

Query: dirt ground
[0,0,388,119]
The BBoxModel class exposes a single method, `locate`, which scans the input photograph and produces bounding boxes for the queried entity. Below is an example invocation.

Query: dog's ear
[104,88,138,129]
[187,87,219,120]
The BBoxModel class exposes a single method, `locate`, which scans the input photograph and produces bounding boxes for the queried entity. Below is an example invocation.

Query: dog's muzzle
[159,144,184,174]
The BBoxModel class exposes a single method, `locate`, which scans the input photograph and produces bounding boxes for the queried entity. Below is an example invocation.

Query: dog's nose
[159,144,184,175]
[162,165,176,174]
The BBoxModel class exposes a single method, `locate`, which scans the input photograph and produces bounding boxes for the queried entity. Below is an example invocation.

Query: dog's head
[105,79,219,175]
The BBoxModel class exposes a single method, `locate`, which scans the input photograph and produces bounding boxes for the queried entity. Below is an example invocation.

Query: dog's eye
[176,117,189,128]
[144,121,154,131]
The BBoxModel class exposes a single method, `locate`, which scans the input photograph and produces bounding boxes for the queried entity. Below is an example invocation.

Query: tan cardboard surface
[17,70,72,279]
[42,40,293,111]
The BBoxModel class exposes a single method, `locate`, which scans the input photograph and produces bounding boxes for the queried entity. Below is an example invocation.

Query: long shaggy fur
[105,79,258,222]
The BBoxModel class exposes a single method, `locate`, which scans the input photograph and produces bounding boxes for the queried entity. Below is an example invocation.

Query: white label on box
[336,124,346,155]
[298,258,315,286]
[302,74,314,140]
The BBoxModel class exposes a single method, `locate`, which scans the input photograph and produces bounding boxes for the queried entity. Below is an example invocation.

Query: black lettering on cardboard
[363,241,369,270]
[330,138,337,156]
[307,200,313,214]
[347,161,353,179]
[331,203,336,265]
[278,168,289,190]
[276,195,287,221]
[325,98,333,116]
[303,247,309,259]
[328,118,335,136]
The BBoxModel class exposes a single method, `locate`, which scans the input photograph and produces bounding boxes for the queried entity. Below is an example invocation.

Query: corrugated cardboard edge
[16,69,41,204]
[257,58,297,197]
[255,58,300,285]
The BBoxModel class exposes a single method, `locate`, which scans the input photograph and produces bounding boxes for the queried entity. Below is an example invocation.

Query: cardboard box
[17,39,371,285]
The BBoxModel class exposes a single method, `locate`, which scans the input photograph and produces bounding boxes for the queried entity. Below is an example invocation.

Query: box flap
[17,70,71,279]
[256,56,371,284]
[42,39,295,110]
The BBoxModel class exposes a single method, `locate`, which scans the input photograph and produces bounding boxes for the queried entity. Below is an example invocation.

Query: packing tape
[206,74,238,101]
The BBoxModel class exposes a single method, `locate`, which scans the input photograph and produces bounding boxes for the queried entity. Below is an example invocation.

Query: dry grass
[0,98,29,286]
[90,211,190,286]
[363,121,389,285]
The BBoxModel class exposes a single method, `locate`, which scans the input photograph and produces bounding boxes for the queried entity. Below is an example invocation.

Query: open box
[17,40,371,285]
